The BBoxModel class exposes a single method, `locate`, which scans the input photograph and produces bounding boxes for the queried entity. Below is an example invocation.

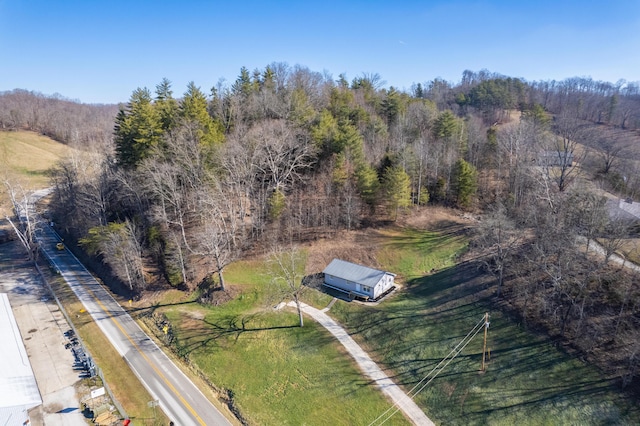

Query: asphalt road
[37,224,232,426]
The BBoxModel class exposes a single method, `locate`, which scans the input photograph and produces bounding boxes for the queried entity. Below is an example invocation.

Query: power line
[373,320,485,425]
[368,314,488,426]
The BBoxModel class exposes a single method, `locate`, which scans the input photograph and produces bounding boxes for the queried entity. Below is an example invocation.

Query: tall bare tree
[268,245,307,327]
[248,119,316,193]
[546,114,590,192]
[476,204,522,297]
[80,220,146,294]
[3,180,38,259]
[197,181,246,292]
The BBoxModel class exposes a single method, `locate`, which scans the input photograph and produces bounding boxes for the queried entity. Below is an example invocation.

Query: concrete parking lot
[0,238,87,426]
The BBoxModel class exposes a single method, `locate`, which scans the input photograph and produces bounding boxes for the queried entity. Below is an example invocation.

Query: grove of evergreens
[3,64,640,405]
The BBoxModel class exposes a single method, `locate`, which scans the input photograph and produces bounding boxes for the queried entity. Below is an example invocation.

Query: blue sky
[1,0,639,104]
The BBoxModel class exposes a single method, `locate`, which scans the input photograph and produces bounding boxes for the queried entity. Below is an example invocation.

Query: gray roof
[0,293,42,412]
[323,259,394,287]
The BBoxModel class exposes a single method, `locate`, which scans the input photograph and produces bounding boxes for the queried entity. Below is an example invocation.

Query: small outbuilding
[322,259,395,300]
[537,151,574,168]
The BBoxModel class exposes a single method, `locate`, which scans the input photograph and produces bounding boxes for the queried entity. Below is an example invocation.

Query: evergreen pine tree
[383,165,412,220]
[452,158,477,209]
[155,78,179,132]
[355,163,380,206]
[180,82,224,147]
[114,87,163,168]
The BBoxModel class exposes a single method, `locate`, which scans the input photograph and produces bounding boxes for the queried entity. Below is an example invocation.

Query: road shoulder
[0,240,86,426]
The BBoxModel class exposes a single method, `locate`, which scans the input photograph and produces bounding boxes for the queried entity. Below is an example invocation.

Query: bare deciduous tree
[565,188,608,252]
[476,203,522,297]
[197,187,239,292]
[248,119,316,193]
[267,245,307,327]
[546,114,590,192]
[3,180,39,259]
[80,220,146,294]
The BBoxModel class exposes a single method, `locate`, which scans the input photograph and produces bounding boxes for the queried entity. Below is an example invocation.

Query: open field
[140,261,410,426]
[0,131,73,215]
[146,209,640,425]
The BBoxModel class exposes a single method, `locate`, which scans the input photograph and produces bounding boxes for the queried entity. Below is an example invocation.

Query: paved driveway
[284,301,434,426]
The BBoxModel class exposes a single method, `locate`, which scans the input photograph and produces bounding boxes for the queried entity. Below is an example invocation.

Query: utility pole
[148,400,158,422]
[481,312,490,371]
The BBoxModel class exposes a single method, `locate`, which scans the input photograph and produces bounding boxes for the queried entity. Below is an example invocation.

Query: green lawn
[151,260,409,426]
[330,226,640,425]
[148,223,640,425]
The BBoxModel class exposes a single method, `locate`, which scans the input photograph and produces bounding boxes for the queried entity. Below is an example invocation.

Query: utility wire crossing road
[38,224,232,426]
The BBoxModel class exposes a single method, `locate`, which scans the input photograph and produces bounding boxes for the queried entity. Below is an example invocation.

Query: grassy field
[0,130,73,215]
[329,225,640,425]
[145,260,409,426]
[142,220,640,425]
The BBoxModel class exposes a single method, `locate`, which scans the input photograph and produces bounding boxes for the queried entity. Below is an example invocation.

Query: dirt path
[283,301,434,426]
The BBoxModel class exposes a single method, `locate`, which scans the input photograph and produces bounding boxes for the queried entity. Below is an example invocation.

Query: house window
[362,286,371,293]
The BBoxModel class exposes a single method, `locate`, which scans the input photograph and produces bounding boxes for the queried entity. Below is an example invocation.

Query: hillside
[5,70,640,423]
[0,130,74,215]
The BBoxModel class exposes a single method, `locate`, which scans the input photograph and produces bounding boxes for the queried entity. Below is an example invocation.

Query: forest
[2,64,640,394]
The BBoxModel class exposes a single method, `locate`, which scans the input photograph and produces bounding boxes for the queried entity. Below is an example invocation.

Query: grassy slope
[0,131,73,216]
[151,261,409,426]
[330,226,640,425]
[0,131,70,187]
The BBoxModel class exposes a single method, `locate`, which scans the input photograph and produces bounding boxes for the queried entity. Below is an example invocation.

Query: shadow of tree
[172,313,300,357]
[328,256,640,424]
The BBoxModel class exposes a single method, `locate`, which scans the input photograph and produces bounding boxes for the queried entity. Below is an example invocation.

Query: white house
[322,259,395,300]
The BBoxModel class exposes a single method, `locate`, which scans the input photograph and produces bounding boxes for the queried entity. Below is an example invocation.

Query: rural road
[583,237,640,273]
[285,301,434,426]
[36,224,232,426]
[0,241,87,426]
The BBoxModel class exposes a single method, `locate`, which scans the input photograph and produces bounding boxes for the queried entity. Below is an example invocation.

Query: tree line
[0,89,117,149]
[39,65,640,289]
[6,64,640,389]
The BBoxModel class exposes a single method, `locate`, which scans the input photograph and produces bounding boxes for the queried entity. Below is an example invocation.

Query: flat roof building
[0,293,42,426]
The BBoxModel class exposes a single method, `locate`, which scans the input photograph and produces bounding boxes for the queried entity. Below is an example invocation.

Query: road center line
[64,266,207,425]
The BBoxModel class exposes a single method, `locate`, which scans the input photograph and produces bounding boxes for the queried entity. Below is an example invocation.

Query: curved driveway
[285,301,434,426]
